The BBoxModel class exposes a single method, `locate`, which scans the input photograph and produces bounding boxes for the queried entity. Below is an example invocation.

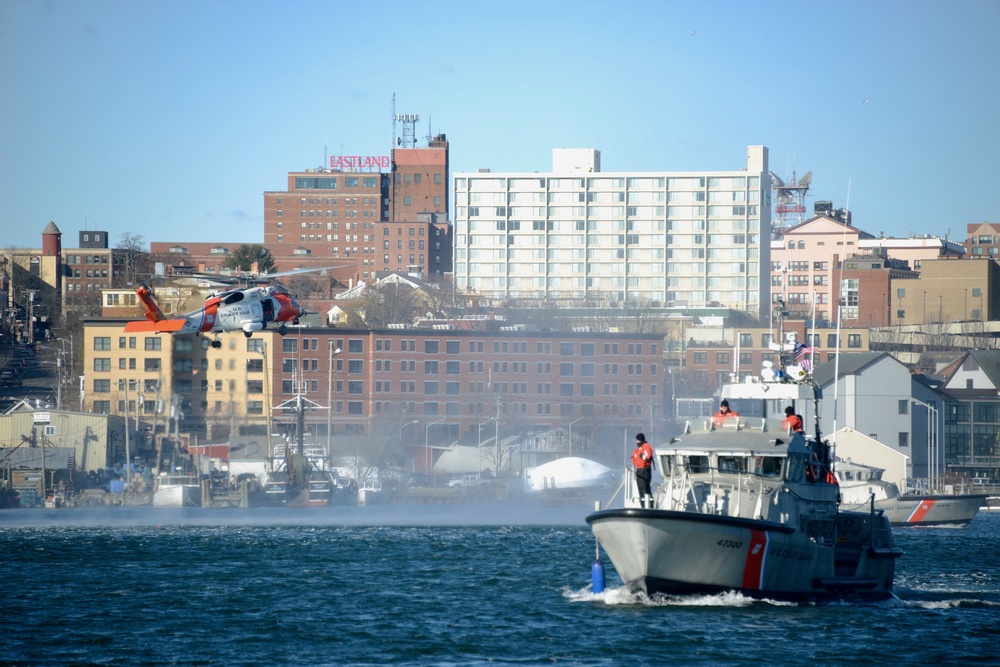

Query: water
[2,506,999,666]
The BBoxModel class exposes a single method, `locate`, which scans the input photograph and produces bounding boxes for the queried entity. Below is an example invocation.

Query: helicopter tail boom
[135,284,167,322]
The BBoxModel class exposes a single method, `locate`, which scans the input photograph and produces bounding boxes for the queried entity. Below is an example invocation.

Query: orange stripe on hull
[907,499,936,523]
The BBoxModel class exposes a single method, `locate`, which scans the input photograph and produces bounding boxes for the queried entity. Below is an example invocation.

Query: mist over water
[3,508,998,666]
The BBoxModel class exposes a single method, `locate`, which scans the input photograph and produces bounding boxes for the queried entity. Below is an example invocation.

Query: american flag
[793,343,818,373]
[793,343,818,360]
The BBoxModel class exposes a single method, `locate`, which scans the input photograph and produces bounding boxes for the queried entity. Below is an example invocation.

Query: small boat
[588,382,901,602]
[153,474,203,508]
[357,480,384,506]
[836,459,987,528]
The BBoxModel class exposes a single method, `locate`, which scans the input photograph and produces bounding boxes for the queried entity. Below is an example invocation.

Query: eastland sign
[330,155,390,171]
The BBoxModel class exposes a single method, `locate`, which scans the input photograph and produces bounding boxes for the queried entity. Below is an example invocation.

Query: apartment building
[453,146,772,316]
[81,321,666,443]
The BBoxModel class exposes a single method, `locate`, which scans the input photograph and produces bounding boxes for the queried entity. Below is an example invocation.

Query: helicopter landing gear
[243,330,253,338]
[278,324,288,335]
[210,337,222,349]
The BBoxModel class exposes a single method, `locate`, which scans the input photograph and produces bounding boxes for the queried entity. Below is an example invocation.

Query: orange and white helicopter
[123,267,343,348]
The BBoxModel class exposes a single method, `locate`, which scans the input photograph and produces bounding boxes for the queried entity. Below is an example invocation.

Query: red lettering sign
[329,155,391,172]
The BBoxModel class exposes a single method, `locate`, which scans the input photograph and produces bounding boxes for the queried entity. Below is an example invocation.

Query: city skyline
[2,0,998,249]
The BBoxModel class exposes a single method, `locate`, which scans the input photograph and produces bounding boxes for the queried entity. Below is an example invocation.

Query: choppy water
[2,505,999,666]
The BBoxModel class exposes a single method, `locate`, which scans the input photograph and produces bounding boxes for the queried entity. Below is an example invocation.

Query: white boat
[836,458,987,528]
[357,481,384,506]
[525,457,616,493]
[153,474,203,508]
[588,382,901,602]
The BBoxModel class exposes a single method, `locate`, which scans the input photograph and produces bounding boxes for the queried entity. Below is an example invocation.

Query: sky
[2,0,998,250]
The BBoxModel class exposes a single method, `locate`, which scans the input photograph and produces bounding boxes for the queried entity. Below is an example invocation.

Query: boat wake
[562,585,796,607]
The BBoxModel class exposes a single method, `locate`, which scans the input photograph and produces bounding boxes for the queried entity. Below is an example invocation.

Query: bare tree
[356,282,423,328]
[115,232,150,286]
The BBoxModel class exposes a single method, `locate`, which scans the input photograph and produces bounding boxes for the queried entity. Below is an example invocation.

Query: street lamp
[399,419,419,442]
[911,398,939,491]
[568,417,584,458]
[425,419,445,473]
[326,342,342,460]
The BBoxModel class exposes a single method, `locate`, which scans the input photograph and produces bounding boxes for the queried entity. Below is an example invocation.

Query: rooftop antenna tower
[394,111,420,148]
[768,168,812,237]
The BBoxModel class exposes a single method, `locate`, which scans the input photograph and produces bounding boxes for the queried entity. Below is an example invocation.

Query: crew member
[631,433,654,508]
[782,406,804,433]
[713,400,739,428]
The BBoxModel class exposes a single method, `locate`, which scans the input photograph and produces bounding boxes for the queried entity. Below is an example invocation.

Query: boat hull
[875,494,988,527]
[587,508,898,602]
[152,485,202,508]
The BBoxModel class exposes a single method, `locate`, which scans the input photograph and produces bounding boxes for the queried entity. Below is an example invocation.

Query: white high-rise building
[453,146,771,317]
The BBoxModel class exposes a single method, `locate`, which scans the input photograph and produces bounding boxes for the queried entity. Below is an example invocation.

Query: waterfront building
[452,146,771,317]
[938,349,1000,482]
[81,320,666,444]
[0,407,135,473]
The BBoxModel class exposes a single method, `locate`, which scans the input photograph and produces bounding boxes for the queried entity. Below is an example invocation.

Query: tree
[115,233,150,285]
[346,282,422,328]
[223,244,275,274]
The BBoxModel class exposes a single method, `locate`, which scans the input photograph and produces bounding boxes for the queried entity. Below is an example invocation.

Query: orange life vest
[632,442,653,469]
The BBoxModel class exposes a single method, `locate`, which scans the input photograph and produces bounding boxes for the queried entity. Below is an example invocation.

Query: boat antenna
[830,177,852,461]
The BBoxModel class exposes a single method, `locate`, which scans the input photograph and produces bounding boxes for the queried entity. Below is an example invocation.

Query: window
[93,358,111,372]
[898,400,909,415]
[144,337,161,351]
[847,334,861,348]
[425,340,439,354]
[94,379,111,393]
[144,359,160,372]
[898,432,909,448]
[94,337,111,350]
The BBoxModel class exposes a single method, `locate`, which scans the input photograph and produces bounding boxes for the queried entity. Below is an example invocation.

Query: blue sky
[2,0,998,250]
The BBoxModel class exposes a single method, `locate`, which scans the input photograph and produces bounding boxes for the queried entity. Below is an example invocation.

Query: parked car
[448,475,483,488]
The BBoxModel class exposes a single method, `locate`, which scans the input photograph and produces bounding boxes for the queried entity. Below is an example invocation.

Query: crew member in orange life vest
[632,433,654,508]
[712,400,739,428]
[782,406,804,433]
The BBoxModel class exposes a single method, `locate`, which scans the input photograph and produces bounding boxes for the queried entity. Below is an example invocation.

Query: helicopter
[123,266,344,347]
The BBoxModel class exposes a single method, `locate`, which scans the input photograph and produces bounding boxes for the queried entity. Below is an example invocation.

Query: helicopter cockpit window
[224,291,245,305]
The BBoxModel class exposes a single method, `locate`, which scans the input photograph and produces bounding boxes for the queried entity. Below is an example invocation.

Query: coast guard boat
[587,381,902,602]
[835,458,986,528]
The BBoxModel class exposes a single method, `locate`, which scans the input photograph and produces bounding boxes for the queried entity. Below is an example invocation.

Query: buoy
[592,558,605,594]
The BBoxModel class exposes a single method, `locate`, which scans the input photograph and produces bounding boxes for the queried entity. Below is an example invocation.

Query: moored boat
[588,383,901,602]
[153,473,203,508]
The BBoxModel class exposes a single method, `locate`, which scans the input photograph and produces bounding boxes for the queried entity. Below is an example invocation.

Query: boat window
[658,455,672,475]
[717,456,746,473]
[755,456,782,478]
[684,455,710,474]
